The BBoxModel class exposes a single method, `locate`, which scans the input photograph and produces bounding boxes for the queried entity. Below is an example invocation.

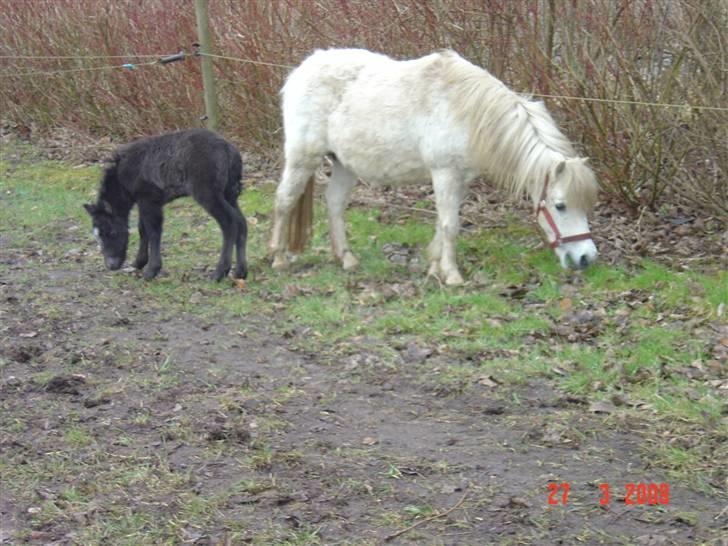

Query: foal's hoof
[234,264,248,280]
[143,267,160,281]
[210,268,230,282]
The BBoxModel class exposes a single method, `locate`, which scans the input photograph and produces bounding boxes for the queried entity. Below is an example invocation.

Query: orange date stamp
[547,483,670,505]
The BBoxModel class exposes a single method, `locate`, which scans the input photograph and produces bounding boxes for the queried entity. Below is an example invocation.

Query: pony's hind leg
[431,169,466,286]
[427,226,443,277]
[269,160,318,269]
[326,160,359,270]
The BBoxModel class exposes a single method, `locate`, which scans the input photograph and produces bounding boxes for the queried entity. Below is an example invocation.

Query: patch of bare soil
[1,233,725,544]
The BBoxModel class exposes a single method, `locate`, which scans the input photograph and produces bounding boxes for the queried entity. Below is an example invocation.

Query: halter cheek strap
[535,174,593,249]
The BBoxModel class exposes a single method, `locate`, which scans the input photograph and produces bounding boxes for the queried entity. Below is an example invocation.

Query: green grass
[2,155,726,499]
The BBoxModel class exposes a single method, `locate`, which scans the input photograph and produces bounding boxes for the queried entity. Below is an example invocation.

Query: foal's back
[117,129,240,202]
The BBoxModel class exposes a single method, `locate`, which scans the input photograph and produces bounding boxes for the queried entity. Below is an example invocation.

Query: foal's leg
[326,160,359,270]
[431,169,466,286]
[138,201,164,280]
[226,196,248,279]
[201,196,240,282]
[132,219,149,270]
[269,158,319,269]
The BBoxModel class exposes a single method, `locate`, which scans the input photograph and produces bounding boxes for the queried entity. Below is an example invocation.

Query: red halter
[535,174,593,249]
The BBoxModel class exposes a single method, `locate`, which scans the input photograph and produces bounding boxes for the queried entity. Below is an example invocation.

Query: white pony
[270,48,599,285]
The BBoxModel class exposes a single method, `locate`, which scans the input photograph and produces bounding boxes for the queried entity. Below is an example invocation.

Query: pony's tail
[287,176,314,253]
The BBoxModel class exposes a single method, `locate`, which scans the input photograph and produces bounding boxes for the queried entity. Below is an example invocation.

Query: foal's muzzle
[105,256,123,270]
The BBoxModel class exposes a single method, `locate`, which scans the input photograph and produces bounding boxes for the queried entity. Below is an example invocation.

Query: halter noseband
[535,173,593,249]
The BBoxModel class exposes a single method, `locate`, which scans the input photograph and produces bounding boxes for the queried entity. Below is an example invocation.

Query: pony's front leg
[432,169,466,286]
[326,160,358,270]
[269,163,316,269]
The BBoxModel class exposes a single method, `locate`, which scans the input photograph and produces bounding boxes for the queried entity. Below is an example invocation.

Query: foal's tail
[225,148,244,202]
[287,176,314,253]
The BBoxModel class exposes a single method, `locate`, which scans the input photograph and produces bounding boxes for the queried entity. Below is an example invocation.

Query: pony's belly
[340,155,430,186]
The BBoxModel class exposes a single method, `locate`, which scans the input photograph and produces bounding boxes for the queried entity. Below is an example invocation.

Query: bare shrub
[0,0,725,217]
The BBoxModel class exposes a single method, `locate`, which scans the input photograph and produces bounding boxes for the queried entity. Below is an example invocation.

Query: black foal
[84,129,248,281]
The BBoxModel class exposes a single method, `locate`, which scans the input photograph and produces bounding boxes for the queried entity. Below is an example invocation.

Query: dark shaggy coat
[85,128,248,281]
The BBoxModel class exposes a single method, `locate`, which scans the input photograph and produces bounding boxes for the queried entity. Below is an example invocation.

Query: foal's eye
[555,203,566,212]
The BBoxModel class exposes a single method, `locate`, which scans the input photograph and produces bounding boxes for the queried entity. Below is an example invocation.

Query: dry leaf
[560,298,573,311]
[589,400,616,414]
[477,375,499,388]
[233,278,246,290]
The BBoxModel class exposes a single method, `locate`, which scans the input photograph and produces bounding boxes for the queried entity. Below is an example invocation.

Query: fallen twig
[382,490,469,543]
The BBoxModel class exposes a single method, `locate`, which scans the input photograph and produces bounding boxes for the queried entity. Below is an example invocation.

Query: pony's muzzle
[572,247,597,270]
[558,240,597,270]
[574,251,598,270]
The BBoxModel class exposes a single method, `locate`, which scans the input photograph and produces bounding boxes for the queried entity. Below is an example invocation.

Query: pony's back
[281,49,394,154]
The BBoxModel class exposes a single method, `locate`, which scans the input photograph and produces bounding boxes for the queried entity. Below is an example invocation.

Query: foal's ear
[99,199,113,214]
[83,203,96,215]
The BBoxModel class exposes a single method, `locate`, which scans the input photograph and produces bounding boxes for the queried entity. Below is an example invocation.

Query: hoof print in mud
[83,395,112,408]
[44,374,86,395]
[206,422,252,444]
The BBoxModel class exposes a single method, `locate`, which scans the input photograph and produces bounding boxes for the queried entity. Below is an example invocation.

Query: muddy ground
[1,220,726,544]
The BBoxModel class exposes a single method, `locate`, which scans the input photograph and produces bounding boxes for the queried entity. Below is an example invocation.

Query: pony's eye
[555,203,566,212]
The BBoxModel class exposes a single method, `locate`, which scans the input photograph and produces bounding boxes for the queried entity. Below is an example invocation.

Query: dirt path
[1,244,725,545]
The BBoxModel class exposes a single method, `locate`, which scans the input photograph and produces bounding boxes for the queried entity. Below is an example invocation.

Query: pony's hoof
[272,255,288,270]
[445,270,464,286]
[342,251,359,271]
[234,265,248,280]
[132,259,148,270]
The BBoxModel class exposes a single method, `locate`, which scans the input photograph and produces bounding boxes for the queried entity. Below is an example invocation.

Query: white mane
[438,51,597,210]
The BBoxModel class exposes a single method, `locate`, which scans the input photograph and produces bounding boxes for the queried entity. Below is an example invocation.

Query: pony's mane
[438,51,597,210]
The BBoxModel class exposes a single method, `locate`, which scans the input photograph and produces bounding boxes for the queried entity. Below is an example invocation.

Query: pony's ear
[99,199,113,214]
[83,203,96,215]
[555,160,566,176]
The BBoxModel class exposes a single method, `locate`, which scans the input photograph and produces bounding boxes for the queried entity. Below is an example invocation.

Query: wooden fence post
[194,0,219,131]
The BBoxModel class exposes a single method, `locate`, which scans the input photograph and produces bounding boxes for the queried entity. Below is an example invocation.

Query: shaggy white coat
[271,48,599,283]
